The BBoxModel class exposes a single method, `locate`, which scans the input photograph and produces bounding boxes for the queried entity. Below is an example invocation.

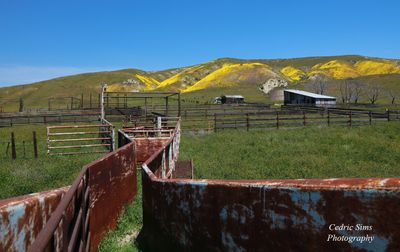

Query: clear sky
[0,0,399,86]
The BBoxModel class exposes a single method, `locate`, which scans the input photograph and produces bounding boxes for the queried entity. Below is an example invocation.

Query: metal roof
[284,89,336,99]
[222,95,244,99]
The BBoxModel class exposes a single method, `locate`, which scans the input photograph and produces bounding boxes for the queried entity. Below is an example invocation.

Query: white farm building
[283,89,336,107]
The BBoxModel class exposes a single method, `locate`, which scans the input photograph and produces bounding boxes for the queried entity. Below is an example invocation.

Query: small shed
[220,95,245,104]
[284,89,336,107]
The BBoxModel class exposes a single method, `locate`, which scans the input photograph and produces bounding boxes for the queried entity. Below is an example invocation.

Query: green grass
[99,122,400,251]
[0,124,103,199]
[180,123,400,179]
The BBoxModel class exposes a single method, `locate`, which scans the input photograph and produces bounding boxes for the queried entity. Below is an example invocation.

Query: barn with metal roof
[284,89,336,106]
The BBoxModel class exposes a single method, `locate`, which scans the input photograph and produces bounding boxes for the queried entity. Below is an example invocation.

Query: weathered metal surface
[174,160,193,179]
[27,141,137,252]
[135,138,170,163]
[141,120,400,251]
[0,187,69,251]
[88,141,137,251]
[142,171,400,251]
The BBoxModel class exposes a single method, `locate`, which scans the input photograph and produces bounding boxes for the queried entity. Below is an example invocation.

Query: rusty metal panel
[174,160,193,179]
[135,138,169,163]
[88,141,137,251]
[0,187,69,252]
[141,175,400,251]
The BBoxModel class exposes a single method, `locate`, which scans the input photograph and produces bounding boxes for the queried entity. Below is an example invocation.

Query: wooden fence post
[387,110,390,122]
[369,111,372,125]
[276,111,279,129]
[303,111,306,126]
[349,111,352,127]
[246,113,249,131]
[11,132,16,160]
[33,131,38,159]
[214,113,217,132]
[23,141,26,157]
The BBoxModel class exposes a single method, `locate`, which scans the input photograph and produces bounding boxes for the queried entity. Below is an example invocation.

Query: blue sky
[0,0,399,86]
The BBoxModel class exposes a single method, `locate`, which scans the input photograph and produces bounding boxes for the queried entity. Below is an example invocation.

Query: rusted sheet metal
[88,141,137,251]
[141,122,400,252]
[174,160,193,179]
[141,172,400,251]
[135,138,170,163]
[0,187,69,252]
[27,141,137,252]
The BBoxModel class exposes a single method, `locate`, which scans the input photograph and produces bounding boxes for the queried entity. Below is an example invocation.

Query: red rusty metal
[27,141,137,252]
[140,121,400,251]
[87,141,137,251]
[0,187,69,251]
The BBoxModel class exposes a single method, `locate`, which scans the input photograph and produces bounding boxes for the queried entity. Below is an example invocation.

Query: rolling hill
[1,55,400,110]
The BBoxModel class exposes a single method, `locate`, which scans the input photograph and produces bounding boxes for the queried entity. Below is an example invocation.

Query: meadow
[0,124,102,199]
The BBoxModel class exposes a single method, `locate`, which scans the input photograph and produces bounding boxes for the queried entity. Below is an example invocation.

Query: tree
[366,84,380,104]
[386,89,397,104]
[351,80,363,104]
[338,79,353,104]
[310,75,328,95]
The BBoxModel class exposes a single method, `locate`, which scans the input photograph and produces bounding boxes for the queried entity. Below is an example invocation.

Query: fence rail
[47,121,115,155]
[214,108,398,131]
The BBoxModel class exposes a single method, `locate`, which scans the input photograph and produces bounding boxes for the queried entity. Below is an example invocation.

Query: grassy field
[99,122,400,251]
[0,124,102,199]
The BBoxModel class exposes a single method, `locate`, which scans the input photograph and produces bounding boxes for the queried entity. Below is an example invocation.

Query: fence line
[214,108,398,131]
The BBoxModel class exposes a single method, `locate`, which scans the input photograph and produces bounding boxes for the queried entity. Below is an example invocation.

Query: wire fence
[0,131,38,159]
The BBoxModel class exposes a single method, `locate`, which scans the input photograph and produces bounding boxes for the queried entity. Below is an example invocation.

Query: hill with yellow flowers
[1,55,400,108]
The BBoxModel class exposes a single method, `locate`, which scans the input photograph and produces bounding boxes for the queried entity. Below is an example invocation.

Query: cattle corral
[1,91,400,251]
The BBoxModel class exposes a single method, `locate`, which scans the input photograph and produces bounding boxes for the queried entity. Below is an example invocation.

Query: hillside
[1,55,400,109]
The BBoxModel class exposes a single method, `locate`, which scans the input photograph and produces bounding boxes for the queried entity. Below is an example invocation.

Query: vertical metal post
[157,117,162,137]
[111,126,115,151]
[46,127,50,155]
[81,93,84,108]
[100,84,107,121]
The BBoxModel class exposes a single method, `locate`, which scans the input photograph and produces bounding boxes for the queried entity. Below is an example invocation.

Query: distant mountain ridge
[1,55,399,108]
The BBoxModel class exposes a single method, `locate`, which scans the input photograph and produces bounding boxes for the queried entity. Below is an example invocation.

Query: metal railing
[47,121,114,155]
